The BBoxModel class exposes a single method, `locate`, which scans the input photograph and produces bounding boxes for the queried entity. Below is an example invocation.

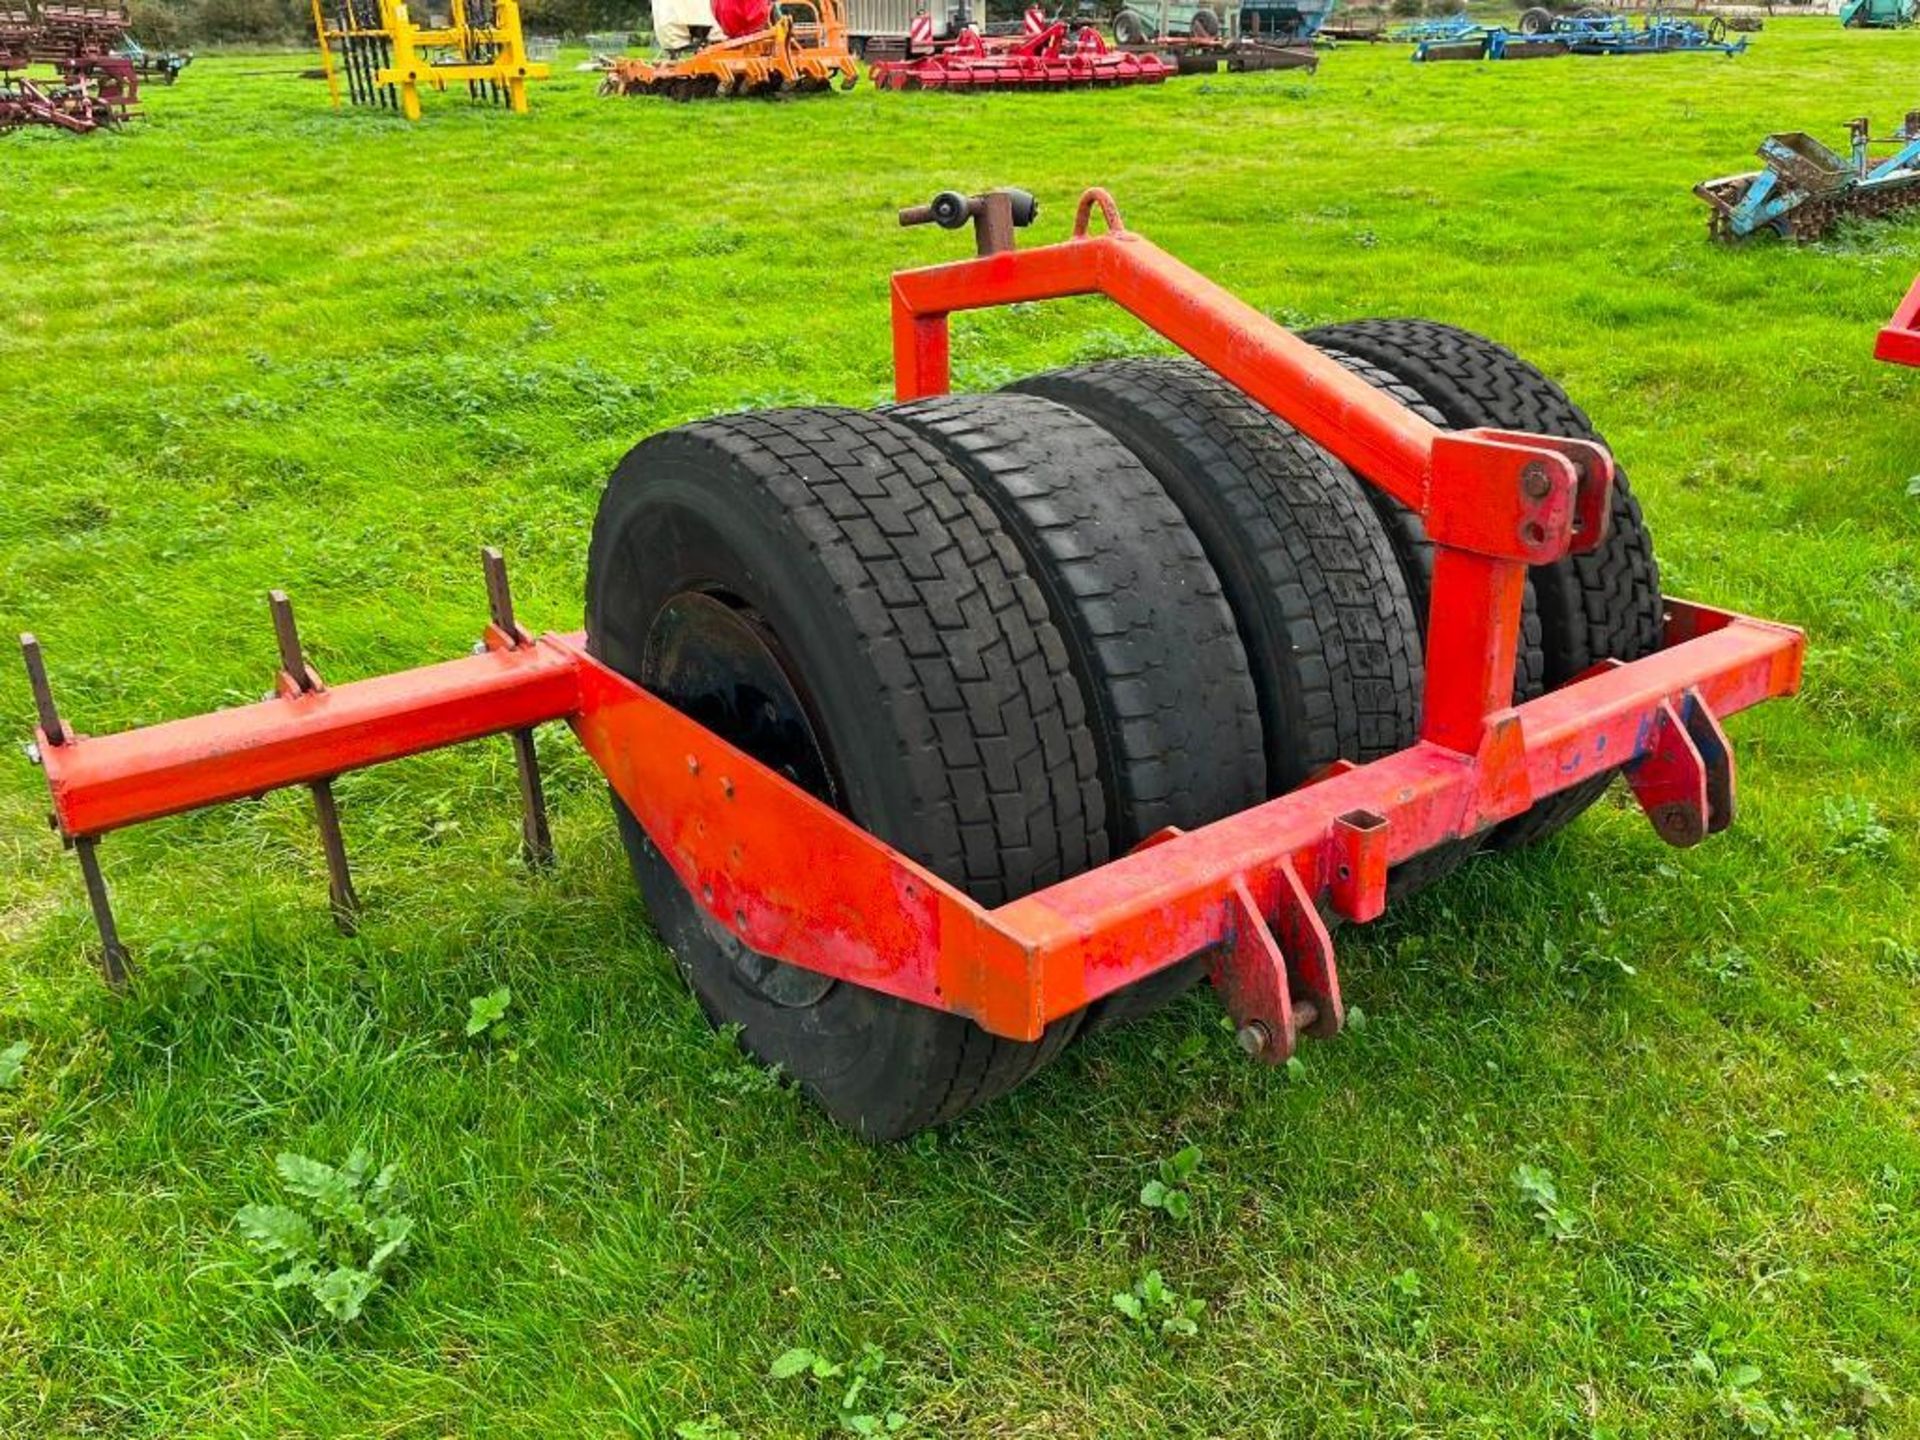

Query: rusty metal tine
[20,634,67,746]
[479,548,554,867]
[23,635,129,981]
[309,779,360,934]
[266,590,358,929]
[74,837,131,987]
[481,546,519,641]
[268,590,312,692]
[509,728,554,869]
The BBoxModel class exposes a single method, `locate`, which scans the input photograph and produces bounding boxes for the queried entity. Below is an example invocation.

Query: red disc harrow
[870,13,1171,90]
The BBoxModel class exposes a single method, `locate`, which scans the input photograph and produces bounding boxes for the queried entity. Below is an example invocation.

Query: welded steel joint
[1423,428,1614,565]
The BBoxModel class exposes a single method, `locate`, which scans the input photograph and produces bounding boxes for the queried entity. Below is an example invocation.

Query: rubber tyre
[1029,358,1476,899]
[585,407,1100,1141]
[1309,346,1547,701]
[1519,5,1555,31]
[886,393,1267,849]
[1009,359,1424,792]
[1008,360,1429,1003]
[887,392,1268,1033]
[1302,319,1663,848]
[1114,7,1148,43]
[1189,6,1221,38]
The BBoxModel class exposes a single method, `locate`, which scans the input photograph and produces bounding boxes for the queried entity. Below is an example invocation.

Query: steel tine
[21,633,67,745]
[309,778,360,933]
[266,590,361,931]
[481,545,523,641]
[480,547,554,868]
[22,633,130,984]
[507,727,553,870]
[268,589,312,692]
[75,838,131,987]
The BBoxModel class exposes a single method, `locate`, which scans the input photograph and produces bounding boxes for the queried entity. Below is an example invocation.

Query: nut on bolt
[929,189,971,229]
[1235,1020,1271,1057]
[1521,462,1553,500]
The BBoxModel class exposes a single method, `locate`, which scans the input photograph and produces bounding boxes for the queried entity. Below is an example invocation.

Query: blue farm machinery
[1696,113,1920,241]
[1414,11,1747,61]
[1840,0,1913,28]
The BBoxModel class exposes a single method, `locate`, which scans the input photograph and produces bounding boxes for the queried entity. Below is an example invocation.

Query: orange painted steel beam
[36,604,1797,1043]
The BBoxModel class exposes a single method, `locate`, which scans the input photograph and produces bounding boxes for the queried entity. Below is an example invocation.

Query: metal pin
[267,591,360,932]
[22,634,130,984]
[481,547,554,870]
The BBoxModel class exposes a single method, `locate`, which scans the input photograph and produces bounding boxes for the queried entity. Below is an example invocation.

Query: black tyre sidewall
[586,413,1090,1141]
[589,446,974,1135]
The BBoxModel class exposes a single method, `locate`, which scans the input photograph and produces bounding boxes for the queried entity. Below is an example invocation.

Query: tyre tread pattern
[1007,359,1426,1027]
[1302,320,1663,846]
[1010,358,1424,784]
[887,391,1267,849]
[588,406,1103,1137]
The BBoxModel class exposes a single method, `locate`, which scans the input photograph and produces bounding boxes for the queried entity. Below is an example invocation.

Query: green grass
[4,20,1920,1437]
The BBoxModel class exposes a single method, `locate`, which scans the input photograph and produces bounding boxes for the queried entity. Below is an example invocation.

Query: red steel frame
[1877,274,1920,368]
[24,188,1804,1063]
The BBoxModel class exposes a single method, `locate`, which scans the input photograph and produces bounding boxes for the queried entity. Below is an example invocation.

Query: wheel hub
[641,590,840,1007]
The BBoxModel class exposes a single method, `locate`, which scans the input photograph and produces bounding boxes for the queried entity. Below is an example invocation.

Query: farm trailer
[19,188,1803,1140]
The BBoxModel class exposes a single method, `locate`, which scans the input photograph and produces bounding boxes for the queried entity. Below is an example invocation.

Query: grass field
[4,17,1920,1437]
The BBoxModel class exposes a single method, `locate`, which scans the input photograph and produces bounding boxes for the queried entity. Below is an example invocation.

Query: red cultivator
[0,66,126,129]
[0,4,140,132]
[870,9,1170,89]
[20,188,1802,1139]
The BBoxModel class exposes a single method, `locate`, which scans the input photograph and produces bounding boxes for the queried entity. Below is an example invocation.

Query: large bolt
[1235,1020,1271,1057]
[1522,463,1553,500]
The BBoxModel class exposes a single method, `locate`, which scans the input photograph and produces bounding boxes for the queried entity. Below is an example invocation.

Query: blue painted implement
[114,32,190,83]
[1840,0,1914,28]
[1559,13,1744,52]
[1696,113,1920,241]
[1415,10,1747,60]
[1391,12,1477,41]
